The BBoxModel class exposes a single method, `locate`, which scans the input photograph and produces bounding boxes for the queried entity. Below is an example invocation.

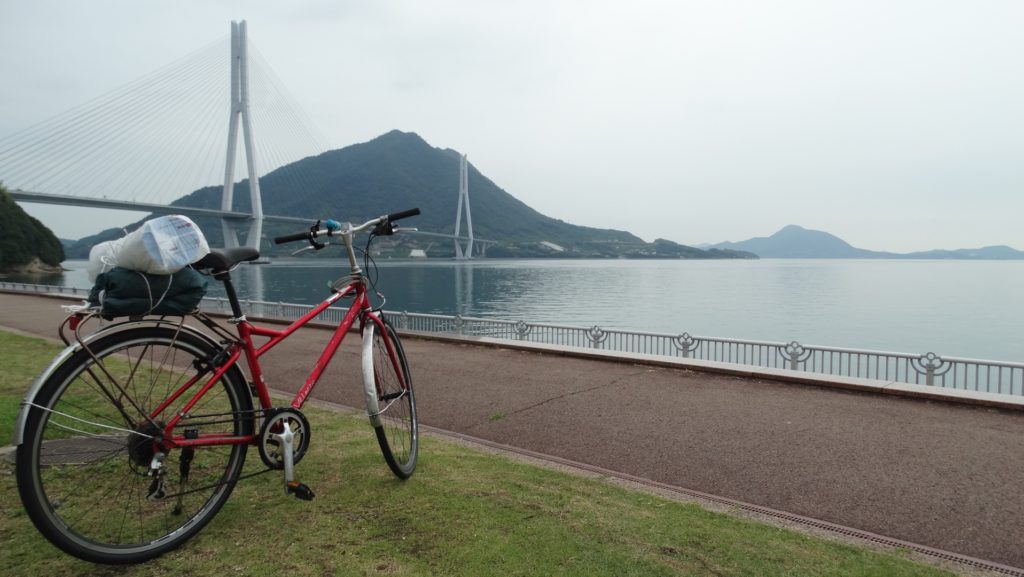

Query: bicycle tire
[16,326,253,564]
[366,316,418,479]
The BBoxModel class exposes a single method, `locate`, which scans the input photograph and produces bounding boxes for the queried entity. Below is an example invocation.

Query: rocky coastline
[0,257,65,275]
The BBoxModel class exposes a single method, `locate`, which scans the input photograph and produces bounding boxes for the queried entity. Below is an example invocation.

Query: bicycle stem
[339,223,363,277]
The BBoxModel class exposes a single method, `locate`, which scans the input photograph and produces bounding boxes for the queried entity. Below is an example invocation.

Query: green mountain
[709,225,1024,259]
[0,184,64,272]
[67,130,754,260]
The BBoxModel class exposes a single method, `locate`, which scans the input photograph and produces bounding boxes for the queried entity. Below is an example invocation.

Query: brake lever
[291,243,330,256]
[394,227,418,233]
[308,220,326,250]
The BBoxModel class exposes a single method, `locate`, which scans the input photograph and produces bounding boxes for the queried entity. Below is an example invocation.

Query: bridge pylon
[453,154,474,259]
[221,20,263,250]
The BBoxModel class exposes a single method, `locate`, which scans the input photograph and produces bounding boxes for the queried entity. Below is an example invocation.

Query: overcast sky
[2,0,1022,252]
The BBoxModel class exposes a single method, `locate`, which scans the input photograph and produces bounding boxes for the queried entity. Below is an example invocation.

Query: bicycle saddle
[193,247,261,273]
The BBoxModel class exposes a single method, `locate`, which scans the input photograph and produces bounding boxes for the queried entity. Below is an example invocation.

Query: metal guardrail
[3,281,1022,397]
[0,282,91,297]
[383,311,1024,396]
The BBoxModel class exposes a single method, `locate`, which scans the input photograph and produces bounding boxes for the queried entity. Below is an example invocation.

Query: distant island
[708,224,1024,260]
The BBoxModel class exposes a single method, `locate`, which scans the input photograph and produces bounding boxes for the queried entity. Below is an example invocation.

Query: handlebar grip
[387,208,421,222]
[273,231,311,244]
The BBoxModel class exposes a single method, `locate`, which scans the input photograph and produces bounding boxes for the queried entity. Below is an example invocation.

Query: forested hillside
[0,184,64,272]
[173,130,643,255]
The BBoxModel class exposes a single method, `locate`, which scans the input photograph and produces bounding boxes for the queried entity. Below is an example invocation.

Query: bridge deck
[11,189,494,244]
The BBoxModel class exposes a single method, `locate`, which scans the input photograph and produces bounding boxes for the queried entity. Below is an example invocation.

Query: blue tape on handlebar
[324,219,341,232]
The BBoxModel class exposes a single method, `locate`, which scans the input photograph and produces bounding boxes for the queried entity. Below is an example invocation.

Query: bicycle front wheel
[365,316,418,479]
[16,327,252,564]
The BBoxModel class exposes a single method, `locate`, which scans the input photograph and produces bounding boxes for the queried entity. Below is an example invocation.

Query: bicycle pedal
[286,481,315,501]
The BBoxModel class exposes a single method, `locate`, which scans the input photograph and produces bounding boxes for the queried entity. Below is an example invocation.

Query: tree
[0,183,65,269]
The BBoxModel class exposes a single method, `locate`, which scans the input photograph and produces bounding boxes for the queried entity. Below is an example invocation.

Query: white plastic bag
[86,237,124,282]
[87,215,210,280]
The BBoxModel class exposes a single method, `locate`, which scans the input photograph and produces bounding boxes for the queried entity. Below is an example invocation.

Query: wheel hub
[127,421,164,468]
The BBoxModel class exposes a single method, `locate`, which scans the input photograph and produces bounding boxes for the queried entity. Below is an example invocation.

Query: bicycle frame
[241,280,370,412]
[153,281,381,451]
[150,218,407,452]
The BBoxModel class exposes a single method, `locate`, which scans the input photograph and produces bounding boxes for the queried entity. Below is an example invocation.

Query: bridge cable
[2,40,227,197]
[0,39,227,186]
[58,46,227,202]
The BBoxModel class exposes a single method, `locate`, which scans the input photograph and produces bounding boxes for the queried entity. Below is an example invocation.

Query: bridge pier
[454,154,474,259]
[221,20,263,250]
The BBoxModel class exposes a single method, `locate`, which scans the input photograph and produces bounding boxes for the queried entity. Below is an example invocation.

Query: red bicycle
[14,208,421,564]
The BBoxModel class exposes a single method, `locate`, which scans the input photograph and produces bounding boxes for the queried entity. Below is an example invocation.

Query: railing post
[514,320,532,341]
[912,352,951,387]
[672,332,699,358]
[587,326,608,349]
[781,341,811,371]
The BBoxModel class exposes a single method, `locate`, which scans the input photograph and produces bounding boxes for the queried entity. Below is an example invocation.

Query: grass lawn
[0,329,958,576]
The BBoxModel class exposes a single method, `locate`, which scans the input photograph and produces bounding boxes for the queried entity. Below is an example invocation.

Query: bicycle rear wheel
[16,327,252,564]
[366,316,418,479]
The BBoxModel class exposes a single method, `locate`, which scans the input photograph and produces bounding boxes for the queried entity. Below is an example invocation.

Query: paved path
[2,292,1022,569]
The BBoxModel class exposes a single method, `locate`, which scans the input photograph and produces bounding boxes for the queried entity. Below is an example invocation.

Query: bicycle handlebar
[386,208,421,222]
[273,230,313,244]
[273,208,421,245]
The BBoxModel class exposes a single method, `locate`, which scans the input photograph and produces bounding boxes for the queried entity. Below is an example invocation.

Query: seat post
[216,272,245,319]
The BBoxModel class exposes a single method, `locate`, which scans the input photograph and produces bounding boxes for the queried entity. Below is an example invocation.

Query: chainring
[258,408,311,470]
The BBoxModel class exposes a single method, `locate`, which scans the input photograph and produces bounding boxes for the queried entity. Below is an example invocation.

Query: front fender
[361,320,382,427]
[11,320,226,446]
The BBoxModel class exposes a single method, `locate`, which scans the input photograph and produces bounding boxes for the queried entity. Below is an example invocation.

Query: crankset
[258,408,315,500]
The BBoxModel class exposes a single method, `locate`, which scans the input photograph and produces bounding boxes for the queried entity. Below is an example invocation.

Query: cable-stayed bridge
[0,21,488,258]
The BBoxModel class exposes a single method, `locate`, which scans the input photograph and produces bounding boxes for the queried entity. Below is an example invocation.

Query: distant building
[409,249,428,258]
[539,241,565,252]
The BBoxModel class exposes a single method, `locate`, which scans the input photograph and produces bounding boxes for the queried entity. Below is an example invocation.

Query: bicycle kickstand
[273,422,315,501]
